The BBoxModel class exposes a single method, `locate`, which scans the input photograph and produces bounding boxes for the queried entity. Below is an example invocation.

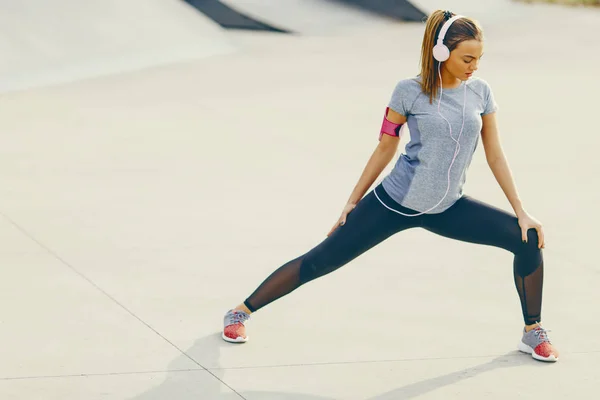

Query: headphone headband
[432,13,466,62]
[437,15,465,44]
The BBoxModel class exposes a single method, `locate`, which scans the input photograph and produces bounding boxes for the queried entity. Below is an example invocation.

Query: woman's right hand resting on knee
[326,108,405,237]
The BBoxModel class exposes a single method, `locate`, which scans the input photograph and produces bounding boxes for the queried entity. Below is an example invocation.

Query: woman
[221,9,559,363]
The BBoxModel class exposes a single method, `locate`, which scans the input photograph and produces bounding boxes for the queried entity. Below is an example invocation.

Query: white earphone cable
[374,63,467,217]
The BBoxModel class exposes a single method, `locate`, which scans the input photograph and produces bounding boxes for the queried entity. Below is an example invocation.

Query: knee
[515,228,543,275]
[520,228,541,253]
[298,256,316,284]
[298,253,340,285]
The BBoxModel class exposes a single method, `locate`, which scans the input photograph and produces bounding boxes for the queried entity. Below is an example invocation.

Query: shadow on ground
[129,332,542,399]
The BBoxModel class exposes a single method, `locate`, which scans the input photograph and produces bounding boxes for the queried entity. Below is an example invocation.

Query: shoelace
[226,310,249,326]
[533,323,552,343]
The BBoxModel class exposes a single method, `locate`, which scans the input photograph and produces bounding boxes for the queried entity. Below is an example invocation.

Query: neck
[439,65,461,89]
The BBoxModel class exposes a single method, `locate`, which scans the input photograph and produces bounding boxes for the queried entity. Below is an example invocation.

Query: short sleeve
[388,79,417,116]
[482,81,499,115]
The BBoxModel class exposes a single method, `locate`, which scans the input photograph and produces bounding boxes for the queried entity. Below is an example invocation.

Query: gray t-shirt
[381,76,498,213]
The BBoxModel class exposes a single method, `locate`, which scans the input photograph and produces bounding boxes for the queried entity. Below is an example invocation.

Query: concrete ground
[1,0,599,399]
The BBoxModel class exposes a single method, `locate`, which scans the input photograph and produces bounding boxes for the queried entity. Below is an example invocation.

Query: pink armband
[379,107,404,141]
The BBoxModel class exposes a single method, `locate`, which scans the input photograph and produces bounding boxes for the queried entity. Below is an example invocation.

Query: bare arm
[481,112,524,216]
[481,111,545,248]
[345,108,406,205]
[327,108,405,236]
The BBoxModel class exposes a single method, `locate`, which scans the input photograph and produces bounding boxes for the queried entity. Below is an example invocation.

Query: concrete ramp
[0,0,235,93]
[184,0,291,32]
[334,0,427,22]
[221,0,407,35]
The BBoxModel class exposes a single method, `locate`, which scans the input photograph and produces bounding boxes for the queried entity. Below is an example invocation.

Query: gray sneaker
[222,309,250,343]
[518,323,559,362]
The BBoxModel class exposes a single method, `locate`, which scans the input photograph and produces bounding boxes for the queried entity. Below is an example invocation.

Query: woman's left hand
[517,210,545,249]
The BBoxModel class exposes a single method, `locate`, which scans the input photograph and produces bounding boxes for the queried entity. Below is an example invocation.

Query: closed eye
[463,54,484,63]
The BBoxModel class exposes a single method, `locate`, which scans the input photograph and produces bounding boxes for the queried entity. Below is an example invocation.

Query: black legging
[244,184,543,325]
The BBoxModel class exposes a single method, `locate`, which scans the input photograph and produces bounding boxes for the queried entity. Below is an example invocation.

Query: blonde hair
[419,10,483,104]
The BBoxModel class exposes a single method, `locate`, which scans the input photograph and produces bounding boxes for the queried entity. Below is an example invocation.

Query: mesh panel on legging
[514,261,544,326]
[513,228,544,325]
[243,254,305,313]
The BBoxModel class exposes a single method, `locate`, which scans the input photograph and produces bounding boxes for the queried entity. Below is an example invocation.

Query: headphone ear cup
[432,44,450,62]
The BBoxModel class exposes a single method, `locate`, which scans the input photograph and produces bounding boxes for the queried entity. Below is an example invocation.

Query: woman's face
[444,39,484,81]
